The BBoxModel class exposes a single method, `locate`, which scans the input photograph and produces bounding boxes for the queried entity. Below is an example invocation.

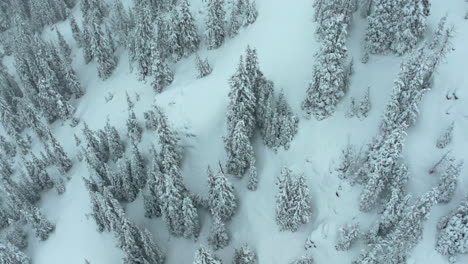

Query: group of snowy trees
[224,46,299,190]
[365,0,431,56]
[303,0,355,120]
[275,168,312,232]
[332,16,464,263]
[193,244,257,264]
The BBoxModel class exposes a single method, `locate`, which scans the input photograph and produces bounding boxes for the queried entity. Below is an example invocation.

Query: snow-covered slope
[3,0,468,263]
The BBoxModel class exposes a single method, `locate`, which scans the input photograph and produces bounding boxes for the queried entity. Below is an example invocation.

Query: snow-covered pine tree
[206,0,226,50]
[105,120,125,161]
[335,222,360,251]
[354,189,439,264]
[195,54,213,78]
[143,145,164,218]
[276,168,312,232]
[359,126,406,212]
[23,154,54,191]
[274,91,299,150]
[181,196,200,239]
[81,22,94,64]
[436,158,463,204]
[357,87,371,119]
[0,136,16,158]
[178,0,200,57]
[0,242,30,264]
[0,154,13,177]
[224,120,256,180]
[56,29,71,61]
[226,56,256,138]
[89,22,117,80]
[150,43,174,93]
[130,0,154,79]
[228,0,246,37]
[208,166,237,221]
[193,246,222,264]
[70,15,83,47]
[117,157,139,202]
[366,0,428,56]
[245,1,258,26]
[391,0,427,55]
[110,0,131,47]
[167,10,183,62]
[302,6,348,120]
[436,199,468,262]
[22,206,55,241]
[436,122,455,149]
[291,256,314,264]
[48,132,73,174]
[130,142,147,190]
[59,50,84,98]
[127,109,142,143]
[233,244,257,264]
[208,213,230,250]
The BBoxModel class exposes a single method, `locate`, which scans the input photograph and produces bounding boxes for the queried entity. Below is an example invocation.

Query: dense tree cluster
[365,0,430,56]
[276,168,312,232]
[303,0,355,120]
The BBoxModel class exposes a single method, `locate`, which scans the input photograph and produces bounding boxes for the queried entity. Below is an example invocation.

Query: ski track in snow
[2,0,467,263]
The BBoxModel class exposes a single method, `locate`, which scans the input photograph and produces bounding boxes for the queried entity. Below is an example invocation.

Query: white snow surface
[3,0,468,263]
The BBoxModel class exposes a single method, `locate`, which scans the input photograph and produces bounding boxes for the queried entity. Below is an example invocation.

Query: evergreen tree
[436,199,468,262]
[167,10,183,62]
[276,168,312,232]
[90,22,117,80]
[226,56,256,137]
[436,158,463,204]
[22,206,55,241]
[228,0,245,37]
[208,166,237,221]
[117,157,139,202]
[233,244,257,264]
[82,22,94,64]
[302,10,348,120]
[70,14,83,47]
[225,120,256,180]
[0,243,30,264]
[359,0,373,18]
[245,1,258,26]
[143,146,164,218]
[366,0,428,55]
[193,246,222,264]
[49,132,73,174]
[357,87,371,119]
[178,0,200,57]
[0,154,13,177]
[335,222,360,251]
[208,213,230,250]
[110,0,131,47]
[105,120,125,161]
[131,0,154,79]
[436,122,455,149]
[56,29,71,61]
[127,109,142,143]
[206,0,226,50]
[358,127,406,212]
[0,135,16,158]
[150,43,174,93]
[130,142,147,190]
[354,189,439,264]
[195,54,213,78]
[181,196,200,239]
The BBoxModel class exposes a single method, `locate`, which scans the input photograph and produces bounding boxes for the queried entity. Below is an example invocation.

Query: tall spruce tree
[206,0,226,49]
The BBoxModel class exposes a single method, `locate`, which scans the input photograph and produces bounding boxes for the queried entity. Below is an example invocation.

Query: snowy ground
[3,0,468,263]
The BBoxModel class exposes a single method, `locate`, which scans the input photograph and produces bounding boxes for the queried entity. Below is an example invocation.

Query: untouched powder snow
[4,0,467,263]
